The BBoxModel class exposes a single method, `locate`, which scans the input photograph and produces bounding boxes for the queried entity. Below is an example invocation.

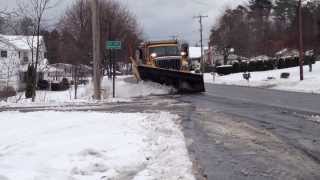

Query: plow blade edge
[137,65,205,93]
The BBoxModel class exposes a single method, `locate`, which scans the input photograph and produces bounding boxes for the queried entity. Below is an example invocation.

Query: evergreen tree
[44,29,61,64]
[249,0,273,55]
[0,16,5,33]
[25,64,36,99]
[273,0,297,30]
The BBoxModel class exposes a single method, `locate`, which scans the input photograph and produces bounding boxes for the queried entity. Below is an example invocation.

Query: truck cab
[137,40,189,71]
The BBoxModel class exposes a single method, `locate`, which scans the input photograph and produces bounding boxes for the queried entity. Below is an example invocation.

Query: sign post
[106,41,122,98]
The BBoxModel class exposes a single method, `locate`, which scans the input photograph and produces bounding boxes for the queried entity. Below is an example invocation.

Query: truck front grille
[155,58,181,70]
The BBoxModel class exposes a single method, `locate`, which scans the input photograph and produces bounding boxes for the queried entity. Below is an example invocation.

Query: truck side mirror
[135,49,143,60]
[181,43,189,57]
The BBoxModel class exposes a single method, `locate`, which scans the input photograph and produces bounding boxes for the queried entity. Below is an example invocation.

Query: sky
[0,0,247,45]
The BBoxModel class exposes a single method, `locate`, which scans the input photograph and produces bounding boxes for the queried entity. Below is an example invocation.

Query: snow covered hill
[205,62,320,94]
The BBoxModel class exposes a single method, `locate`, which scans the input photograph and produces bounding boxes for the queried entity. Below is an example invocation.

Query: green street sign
[106,41,121,50]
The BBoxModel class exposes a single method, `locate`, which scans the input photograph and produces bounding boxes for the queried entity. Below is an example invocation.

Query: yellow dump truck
[131,40,205,93]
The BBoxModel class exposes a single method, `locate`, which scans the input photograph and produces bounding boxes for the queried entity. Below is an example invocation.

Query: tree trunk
[32,18,41,102]
[74,66,78,99]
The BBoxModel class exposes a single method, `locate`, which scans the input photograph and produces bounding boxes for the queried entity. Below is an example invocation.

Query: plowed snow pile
[0,111,194,180]
[205,62,320,94]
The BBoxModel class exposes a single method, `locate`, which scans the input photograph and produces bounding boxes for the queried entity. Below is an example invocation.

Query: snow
[309,115,320,123]
[0,111,195,180]
[0,76,173,107]
[189,46,208,58]
[102,76,173,99]
[249,55,271,62]
[205,61,320,94]
[0,35,44,50]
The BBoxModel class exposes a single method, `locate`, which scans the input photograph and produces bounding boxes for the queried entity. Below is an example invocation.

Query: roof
[250,55,271,62]
[0,34,45,50]
[142,40,178,47]
[275,48,299,58]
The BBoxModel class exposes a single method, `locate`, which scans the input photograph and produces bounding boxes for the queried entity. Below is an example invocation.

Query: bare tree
[58,0,142,99]
[18,0,52,101]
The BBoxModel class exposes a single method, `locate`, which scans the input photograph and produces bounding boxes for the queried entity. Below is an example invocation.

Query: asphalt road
[180,83,320,180]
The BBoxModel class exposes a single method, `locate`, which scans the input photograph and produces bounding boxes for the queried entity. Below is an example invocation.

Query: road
[180,83,320,180]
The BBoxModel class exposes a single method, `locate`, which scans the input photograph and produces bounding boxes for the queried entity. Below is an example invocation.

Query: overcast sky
[1,0,248,45]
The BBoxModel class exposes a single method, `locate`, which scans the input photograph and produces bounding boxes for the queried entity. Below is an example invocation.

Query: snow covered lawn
[205,62,320,94]
[1,76,172,107]
[0,111,194,180]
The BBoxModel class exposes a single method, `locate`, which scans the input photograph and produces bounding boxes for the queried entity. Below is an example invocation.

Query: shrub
[50,79,70,91]
[256,61,265,71]
[204,64,215,73]
[37,80,49,90]
[264,59,275,70]
[79,79,89,85]
[248,61,257,72]
[232,62,240,73]
[60,78,70,90]
[239,62,248,72]
[0,86,16,99]
[278,58,286,69]
[50,83,61,91]
[216,65,233,75]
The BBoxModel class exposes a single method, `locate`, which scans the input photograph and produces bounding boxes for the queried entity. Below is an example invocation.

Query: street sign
[106,41,121,50]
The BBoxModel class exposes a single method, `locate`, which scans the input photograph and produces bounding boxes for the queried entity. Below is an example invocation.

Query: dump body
[132,40,205,93]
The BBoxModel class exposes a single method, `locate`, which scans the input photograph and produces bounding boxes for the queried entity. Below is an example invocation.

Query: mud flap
[137,65,205,93]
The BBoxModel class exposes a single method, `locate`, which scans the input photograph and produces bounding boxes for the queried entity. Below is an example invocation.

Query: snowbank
[309,115,320,123]
[0,111,195,180]
[0,76,172,107]
[205,62,320,94]
[102,76,173,98]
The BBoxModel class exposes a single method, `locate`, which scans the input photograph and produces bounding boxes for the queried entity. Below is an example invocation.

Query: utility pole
[298,0,304,81]
[91,0,101,99]
[194,15,208,74]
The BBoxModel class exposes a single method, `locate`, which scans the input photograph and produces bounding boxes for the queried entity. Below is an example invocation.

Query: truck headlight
[151,53,157,58]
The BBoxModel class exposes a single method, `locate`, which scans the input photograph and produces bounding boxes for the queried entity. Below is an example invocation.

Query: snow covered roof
[250,55,271,62]
[275,49,299,58]
[0,34,45,50]
[50,63,74,68]
[189,47,208,58]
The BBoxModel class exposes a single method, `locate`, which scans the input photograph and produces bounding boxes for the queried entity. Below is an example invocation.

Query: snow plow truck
[130,40,205,93]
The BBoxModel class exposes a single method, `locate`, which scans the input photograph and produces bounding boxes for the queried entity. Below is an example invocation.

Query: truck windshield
[149,46,180,57]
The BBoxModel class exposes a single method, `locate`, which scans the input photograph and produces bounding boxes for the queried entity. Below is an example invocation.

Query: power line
[193,14,208,74]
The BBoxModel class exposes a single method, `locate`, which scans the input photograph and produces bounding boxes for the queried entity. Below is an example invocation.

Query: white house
[0,34,47,91]
[46,63,92,83]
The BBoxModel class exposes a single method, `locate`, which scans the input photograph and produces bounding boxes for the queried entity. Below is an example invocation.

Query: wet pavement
[180,83,320,180]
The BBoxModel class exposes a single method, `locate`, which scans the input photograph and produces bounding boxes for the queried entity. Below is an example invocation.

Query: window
[149,46,180,57]
[1,50,7,58]
[23,52,29,63]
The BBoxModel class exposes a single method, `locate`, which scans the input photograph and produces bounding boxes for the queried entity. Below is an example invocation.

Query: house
[0,34,47,91]
[46,63,92,83]
[189,46,209,69]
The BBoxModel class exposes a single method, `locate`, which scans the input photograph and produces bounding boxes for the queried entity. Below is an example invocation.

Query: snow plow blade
[137,65,205,93]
